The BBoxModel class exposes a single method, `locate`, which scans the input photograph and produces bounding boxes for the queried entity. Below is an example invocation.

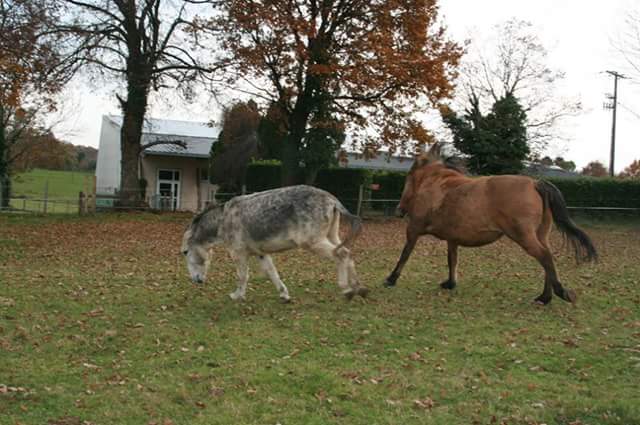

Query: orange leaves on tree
[619,159,640,178]
[581,161,608,178]
[211,0,463,158]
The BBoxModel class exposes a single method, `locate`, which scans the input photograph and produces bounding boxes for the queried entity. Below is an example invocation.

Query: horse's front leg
[384,232,419,288]
[229,252,249,301]
[440,241,458,290]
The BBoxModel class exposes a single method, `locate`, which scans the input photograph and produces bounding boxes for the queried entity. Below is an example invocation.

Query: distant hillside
[73,145,98,171]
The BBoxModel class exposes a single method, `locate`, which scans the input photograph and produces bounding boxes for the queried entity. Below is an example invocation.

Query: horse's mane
[411,143,468,176]
[190,202,222,228]
[442,157,468,175]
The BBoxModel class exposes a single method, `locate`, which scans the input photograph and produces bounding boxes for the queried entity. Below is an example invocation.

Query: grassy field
[8,169,94,213]
[0,213,639,424]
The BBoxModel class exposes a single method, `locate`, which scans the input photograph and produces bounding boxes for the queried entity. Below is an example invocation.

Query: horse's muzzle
[395,205,407,218]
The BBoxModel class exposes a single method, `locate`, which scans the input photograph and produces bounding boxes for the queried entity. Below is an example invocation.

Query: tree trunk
[281,95,314,186]
[118,75,150,207]
[281,135,300,186]
[0,174,9,209]
[304,165,320,185]
[0,112,10,209]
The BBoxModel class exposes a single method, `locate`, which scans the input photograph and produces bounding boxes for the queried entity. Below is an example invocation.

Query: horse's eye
[182,250,188,256]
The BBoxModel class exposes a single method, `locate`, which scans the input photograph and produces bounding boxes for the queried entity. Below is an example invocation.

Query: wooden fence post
[78,191,85,215]
[356,184,364,217]
[43,181,49,214]
[91,175,97,213]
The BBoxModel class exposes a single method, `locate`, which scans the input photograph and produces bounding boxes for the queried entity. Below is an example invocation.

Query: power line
[603,70,629,177]
[618,102,640,121]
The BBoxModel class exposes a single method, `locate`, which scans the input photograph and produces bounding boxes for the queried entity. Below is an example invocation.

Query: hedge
[369,172,640,209]
[546,177,640,209]
[245,163,640,210]
[245,163,282,193]
[370,171,407,199]
[245,162,370,211]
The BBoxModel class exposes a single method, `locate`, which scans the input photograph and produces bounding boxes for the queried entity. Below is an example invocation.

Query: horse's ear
[414,151,430,168]
[426,142,442,161]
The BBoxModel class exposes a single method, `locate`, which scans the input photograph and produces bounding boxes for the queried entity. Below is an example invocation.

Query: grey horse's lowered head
[181,204,224,284]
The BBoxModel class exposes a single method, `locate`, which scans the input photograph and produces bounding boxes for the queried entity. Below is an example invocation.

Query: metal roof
[341,152,414,172]
[106,115,218,158]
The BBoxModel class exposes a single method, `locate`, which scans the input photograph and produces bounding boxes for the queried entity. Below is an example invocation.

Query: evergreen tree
[442,94,529,175]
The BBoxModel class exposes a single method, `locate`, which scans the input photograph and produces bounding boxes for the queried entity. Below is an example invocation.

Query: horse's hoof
[562,289,577,303]
[440,279,456,290]
[344,290,356,301]
[357,287,370,298]
[229,293,245,302]
[383,279,396,288]
[534,295,552,305]
[279,297,292,304]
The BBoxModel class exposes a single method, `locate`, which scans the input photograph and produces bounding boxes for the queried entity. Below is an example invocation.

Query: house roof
[103,114,416,168]
[524,162,580,178]
[106,115,218,158]
[341,152,413,172]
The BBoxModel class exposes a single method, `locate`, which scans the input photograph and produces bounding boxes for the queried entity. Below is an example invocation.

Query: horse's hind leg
[537,217,576,303]
[310,239,366,300]
[517,233,575,304]
[327,218,368,299]
[258,255,291,303]
[441,241,458,290]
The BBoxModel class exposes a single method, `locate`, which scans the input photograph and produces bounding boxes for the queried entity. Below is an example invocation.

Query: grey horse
[181,185,368,302]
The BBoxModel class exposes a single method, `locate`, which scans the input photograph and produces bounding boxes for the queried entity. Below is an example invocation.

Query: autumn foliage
[209,0,462,184]
[619,159,640,178]
[581,161,608,178]
[1,0,68,206]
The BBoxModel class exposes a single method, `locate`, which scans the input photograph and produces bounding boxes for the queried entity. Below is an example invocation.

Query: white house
[96,115,414,212]
[96,115,220,211]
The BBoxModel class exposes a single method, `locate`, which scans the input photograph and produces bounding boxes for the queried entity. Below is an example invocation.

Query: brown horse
[384,143,597,305]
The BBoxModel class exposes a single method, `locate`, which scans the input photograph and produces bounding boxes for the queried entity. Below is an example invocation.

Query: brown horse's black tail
[536,180,598,263]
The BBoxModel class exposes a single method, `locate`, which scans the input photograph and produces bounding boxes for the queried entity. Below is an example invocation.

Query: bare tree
[456,19,581,153]
[615,7,640,77]
[55,0,222,206]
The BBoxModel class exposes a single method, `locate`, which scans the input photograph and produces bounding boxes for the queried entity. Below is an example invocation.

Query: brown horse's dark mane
[410,156,467,177]
[442,158,467,175]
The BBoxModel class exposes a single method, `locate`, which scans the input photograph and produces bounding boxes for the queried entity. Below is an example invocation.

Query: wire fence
[2,179,639,218]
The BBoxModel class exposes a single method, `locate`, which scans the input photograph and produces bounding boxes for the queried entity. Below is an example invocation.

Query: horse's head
[397,143,445,217]
[181,204,224,284]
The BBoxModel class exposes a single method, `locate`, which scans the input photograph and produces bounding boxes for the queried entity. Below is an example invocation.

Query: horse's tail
[536,180,598,263]
[334,201,362,250]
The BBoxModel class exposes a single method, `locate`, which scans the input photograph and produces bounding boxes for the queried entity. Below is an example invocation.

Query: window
[158,170,173,180]
[200,168,209,181]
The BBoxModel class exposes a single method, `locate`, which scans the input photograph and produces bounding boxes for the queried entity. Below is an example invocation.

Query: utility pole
[604,70,628,177]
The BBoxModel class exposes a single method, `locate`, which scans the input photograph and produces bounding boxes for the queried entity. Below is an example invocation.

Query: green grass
[7,169,94,213]
[0,214,639,424]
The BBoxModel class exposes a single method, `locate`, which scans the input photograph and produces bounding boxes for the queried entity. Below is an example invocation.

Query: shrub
[245,162,370,212]
[366,173,640,210]
[546,177,640,209]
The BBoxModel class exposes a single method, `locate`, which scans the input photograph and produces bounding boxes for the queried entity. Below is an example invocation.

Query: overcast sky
[58,0,640,173]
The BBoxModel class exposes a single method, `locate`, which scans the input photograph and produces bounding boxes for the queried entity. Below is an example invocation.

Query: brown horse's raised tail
[536,180,598,263]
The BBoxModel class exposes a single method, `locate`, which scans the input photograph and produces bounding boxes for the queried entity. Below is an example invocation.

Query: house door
[157,169,181,210]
